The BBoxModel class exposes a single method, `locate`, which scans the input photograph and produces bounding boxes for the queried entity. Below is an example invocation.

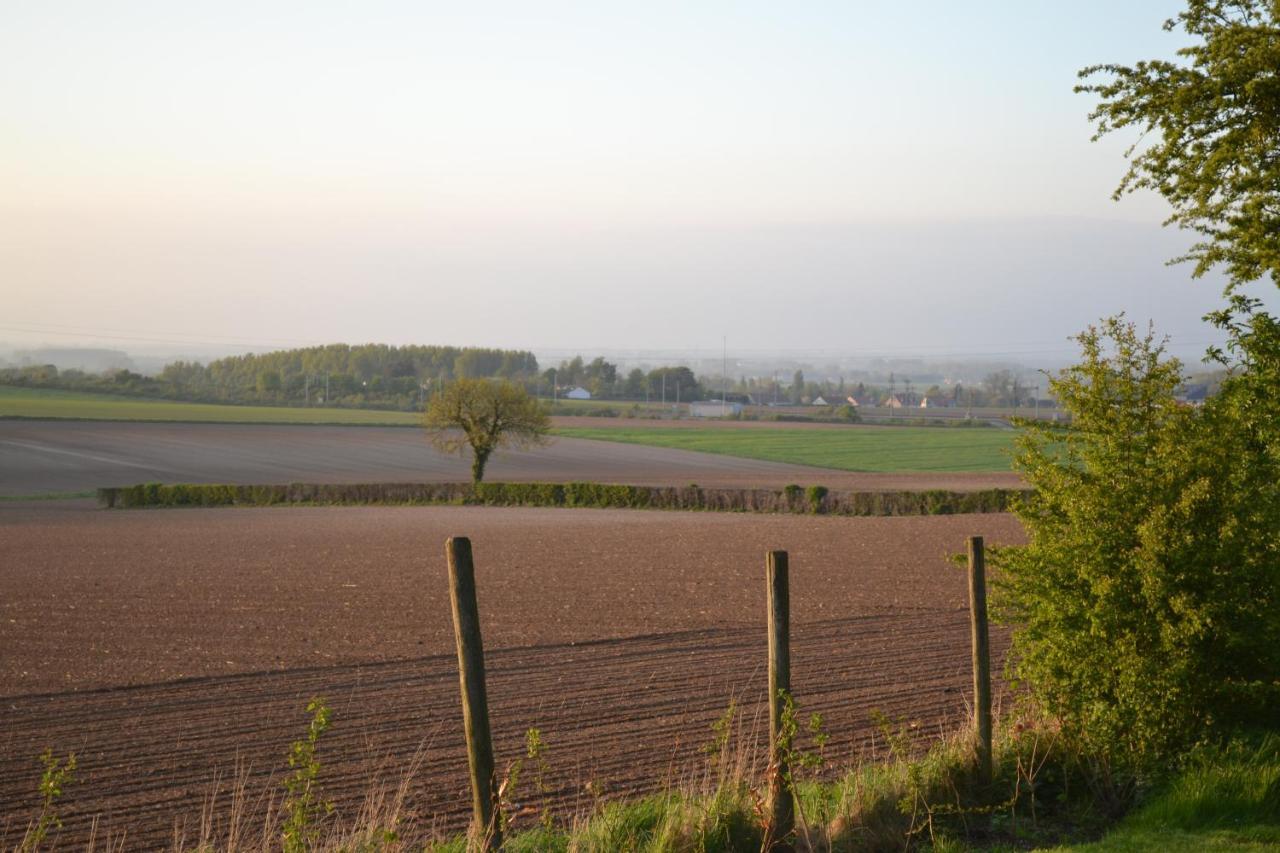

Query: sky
[2,0,1273,365]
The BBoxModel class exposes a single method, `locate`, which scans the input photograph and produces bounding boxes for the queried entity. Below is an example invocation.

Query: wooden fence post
[967,535,993,785]
[446,536,502,850]
[764,550,795,852]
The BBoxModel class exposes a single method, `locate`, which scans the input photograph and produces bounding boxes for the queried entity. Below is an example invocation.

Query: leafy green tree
[997,4,1280,778]
[423,379,551,483]
[1078,0,1280,288]
[623,367,646,398]
[790,370,804,404]
[647,366,700,402]
[991,319,1280,772]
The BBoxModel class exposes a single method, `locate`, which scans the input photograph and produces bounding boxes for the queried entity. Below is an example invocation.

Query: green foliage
[524,728,553,830]
[805,485,829,513]
[99,480,1024,519]
[1052,733,1280,851]
[1078,0,1280,289]
[281,698,334,853]
[0,343,540,410]
[837,404,861,423]
[423,379,552,483]
[20,749,76,852]
[991,318,1280,773]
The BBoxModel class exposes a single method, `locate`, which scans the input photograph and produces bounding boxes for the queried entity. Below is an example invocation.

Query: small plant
[782,484,803,506]
[281,698,333,853]
[700,700,739,782]
[497,727,554,832]
[525,728,554,830]
[20,749,77,852]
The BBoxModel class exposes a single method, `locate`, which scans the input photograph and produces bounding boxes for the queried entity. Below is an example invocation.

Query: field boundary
[97,480,1027,515]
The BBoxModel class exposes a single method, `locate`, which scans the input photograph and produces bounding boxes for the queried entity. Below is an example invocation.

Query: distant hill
[12,348,135,373]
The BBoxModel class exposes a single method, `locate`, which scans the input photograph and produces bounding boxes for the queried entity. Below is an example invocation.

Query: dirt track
[0,503,1024,847]
[0,420,1022,497]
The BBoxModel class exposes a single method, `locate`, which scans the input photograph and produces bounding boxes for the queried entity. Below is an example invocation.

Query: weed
[281,698,334,852]
[19,749,77,852]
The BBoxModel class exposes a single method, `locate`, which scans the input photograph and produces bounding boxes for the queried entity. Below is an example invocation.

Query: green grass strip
[553,425,1017,473]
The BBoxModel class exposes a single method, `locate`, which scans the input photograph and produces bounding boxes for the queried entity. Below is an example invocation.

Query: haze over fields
[2,1,1275,364]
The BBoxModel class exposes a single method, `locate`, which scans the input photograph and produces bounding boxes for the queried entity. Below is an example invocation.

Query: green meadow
[553,424,1017,473]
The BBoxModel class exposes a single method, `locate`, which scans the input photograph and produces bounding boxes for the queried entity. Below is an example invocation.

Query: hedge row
[98,481,1027,516]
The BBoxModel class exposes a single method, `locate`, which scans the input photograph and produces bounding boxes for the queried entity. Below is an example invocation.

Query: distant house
[811,396,829,406]
[919,396,955,408]
[885,392,922,408]
[565,386,591,400]
[689,401,743,417]
[845,396,860,407]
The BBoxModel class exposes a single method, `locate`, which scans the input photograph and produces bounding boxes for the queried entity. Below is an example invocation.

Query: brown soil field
[0,420,1022,498]
[0,503,1025,847]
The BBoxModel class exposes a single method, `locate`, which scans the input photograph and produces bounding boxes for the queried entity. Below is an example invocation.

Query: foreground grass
[555,425,1017,473]
[1048,734,1280,852]
[440,732,1279,852]
[0,386,421,426]
[14,694,1274,851]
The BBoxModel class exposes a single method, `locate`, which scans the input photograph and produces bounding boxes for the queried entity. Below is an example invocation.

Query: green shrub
[805,485,828,513]
[991,319,1280,775]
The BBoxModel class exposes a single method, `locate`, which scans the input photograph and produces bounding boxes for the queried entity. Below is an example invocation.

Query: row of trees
[0,344,541,410]
[541,356,1051,408]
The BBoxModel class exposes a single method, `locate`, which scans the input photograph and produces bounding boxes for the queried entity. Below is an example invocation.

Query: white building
[689,401,743,417]
[565,386,591,400]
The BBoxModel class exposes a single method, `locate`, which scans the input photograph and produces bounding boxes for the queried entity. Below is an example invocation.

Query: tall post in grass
[967,535,993,785]
[764,550,795,851]
[446,536,502,850]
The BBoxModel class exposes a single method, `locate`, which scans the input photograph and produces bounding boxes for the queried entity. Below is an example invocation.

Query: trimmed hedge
[98,481,1028,516]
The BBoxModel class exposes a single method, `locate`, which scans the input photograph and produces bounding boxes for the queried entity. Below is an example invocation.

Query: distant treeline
[0,344,540,410]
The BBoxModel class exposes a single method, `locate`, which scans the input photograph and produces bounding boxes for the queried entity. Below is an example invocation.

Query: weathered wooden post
[967,535,993,785]
[446,536,502,850]
[764,550,795,852]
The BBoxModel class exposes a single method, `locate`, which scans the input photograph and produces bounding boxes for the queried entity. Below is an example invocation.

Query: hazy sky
[2,1,1273,364]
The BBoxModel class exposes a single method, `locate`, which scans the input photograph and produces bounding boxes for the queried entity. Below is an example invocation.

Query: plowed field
[0,503,1024,848]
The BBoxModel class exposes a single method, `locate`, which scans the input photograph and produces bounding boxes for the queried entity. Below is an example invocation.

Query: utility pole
[721,336,727,417]
[889,372,895,420]
[305,374,310,406]
[324,373,329,405]
[662,372,666,407]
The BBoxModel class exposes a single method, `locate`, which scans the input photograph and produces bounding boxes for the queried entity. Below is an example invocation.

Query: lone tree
[424,379,550,484]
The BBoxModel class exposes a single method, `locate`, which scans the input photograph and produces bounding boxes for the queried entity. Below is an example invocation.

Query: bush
[990,319,1280,774]
[805,485,828,513]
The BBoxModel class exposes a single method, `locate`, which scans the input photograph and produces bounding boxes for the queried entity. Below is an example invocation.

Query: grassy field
[555,424,1017,472]
[0,386,421,426]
